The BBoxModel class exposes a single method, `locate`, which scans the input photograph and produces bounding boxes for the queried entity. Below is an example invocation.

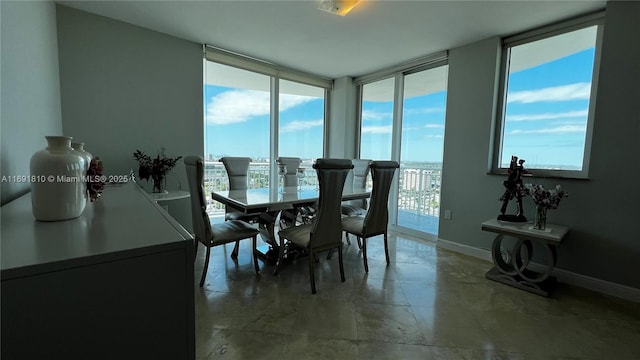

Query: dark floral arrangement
[87,157,105,202]
[524,184,568,210]
[133,148,182,193]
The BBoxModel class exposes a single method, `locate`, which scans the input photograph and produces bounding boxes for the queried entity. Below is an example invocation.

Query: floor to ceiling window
[203,48,329,216]
[278,79,325,178]
[204,62,271,163]
[357,55,449,238]
[360,77,395,161]
[398,66,448,236]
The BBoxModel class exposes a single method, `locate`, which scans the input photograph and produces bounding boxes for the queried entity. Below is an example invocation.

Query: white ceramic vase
[30,136,87,221]
[71,142,93,172]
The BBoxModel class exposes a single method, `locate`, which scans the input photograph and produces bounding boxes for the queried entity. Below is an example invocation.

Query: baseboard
[436,237,640,303]
[437,238,492,262]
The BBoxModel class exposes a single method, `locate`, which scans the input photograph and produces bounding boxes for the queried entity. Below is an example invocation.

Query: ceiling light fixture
[318,0,362,16]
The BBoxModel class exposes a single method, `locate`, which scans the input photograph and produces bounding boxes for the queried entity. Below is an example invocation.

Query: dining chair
[276,157,312,227]
[184,156,260,287]
[341,158,372,216]
[342,160,399,273]
[277,158,353,294]
[219,157,256,220]
[220,157,262,257]
[276,157,302,187]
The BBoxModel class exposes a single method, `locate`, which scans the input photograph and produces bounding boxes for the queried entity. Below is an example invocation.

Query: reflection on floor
[195,231,640,360]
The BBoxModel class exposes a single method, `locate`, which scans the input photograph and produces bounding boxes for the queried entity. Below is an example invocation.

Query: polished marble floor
[194,232,640,360]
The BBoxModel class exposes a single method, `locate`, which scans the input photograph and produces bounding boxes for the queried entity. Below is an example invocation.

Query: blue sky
[501,48,594,169]
[204,85,324,160]
[204,47,594,168]
[360,91,447,162]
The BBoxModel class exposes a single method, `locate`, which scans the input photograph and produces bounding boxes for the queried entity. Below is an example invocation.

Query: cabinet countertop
[1,182,193,280]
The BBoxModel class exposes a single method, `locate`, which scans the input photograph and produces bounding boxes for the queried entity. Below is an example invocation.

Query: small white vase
[71,142,93,172]
[30,136,87,221]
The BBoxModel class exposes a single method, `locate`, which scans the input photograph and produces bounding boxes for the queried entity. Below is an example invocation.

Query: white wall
[439,1,640,290]
[1,1,63,205]
[56,5,203,230]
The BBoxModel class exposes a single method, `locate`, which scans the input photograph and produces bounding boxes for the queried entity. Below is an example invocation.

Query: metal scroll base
[485,267,557,297]
[485,233,559,297]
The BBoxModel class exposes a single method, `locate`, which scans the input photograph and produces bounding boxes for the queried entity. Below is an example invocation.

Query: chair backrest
[184,156,213,245]
[220,157,251,191]
[362,160,399,237]
[277,157,301,187]
[310,158,353,248]
[346,159,371,209]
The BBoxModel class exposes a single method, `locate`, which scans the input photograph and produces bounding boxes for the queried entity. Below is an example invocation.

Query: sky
[204,85,324,161]
[204,47,595,170]
[501,48,595,170]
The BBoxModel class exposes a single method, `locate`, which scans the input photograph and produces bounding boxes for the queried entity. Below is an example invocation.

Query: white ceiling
[57,0,606,80]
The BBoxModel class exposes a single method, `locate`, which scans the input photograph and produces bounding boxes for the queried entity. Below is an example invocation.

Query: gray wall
[1,1,63,205]
[4,1,637,291]
[327,76,358,159]
[439,1,640,289]
[56,5,203,230]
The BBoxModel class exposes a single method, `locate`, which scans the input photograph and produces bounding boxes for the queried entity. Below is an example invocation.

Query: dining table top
[212,185,370,213]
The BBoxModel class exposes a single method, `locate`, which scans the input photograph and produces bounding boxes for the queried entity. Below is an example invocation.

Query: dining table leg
[256,211,280,265]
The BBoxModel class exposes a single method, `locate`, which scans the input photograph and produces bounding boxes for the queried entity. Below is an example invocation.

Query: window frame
[355,56,449,239]
[490,12,605,179]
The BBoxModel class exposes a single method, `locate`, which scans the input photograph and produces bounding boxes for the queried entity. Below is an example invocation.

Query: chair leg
[308,250,317,294]
[344,232,351,245]
[357,236,363,250]
[384,232,390,266]
[338,245,345,282]
[252,235,260,275]
[200,246,211,287]
[231,240,239,259]
[362,237,369,273]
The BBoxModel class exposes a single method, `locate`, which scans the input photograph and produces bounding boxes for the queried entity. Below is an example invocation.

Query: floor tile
[193,230,640,360]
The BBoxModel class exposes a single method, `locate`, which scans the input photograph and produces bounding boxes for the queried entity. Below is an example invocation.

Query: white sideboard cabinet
[1,182,195,359]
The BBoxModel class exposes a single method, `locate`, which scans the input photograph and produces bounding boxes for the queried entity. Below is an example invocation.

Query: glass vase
[152,174,166,193]
[533,205,547,230]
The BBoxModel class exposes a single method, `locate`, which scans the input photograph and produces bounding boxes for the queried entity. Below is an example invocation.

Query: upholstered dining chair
[184,156,260,287]
[219,157,256,220]
[342,161,399,273]
[276,157,302,187]
[276,157,312,227]
[220,157,263,257]
[341,158,372,217]
[277,158,353,294]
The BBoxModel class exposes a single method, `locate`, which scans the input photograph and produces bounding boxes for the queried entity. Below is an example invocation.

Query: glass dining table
[211,185,370,270]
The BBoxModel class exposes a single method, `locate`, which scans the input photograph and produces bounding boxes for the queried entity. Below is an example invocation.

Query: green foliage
[132,148,182,182]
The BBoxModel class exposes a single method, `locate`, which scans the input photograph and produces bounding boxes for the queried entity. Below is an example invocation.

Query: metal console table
[481,218,569,297]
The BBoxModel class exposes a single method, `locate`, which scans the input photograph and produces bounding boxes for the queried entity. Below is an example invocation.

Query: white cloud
[424,124,444,129]
[508,82,591,104]
[509,125,586,135]
[206,90,314,125]
[362,109,392,122]
[362,125,392,134]
[507,110,588,122]
[280,119,323,133]
[404,107,445,116]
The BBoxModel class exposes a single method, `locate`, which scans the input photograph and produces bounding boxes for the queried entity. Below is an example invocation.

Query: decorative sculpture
[498,155,527,222]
